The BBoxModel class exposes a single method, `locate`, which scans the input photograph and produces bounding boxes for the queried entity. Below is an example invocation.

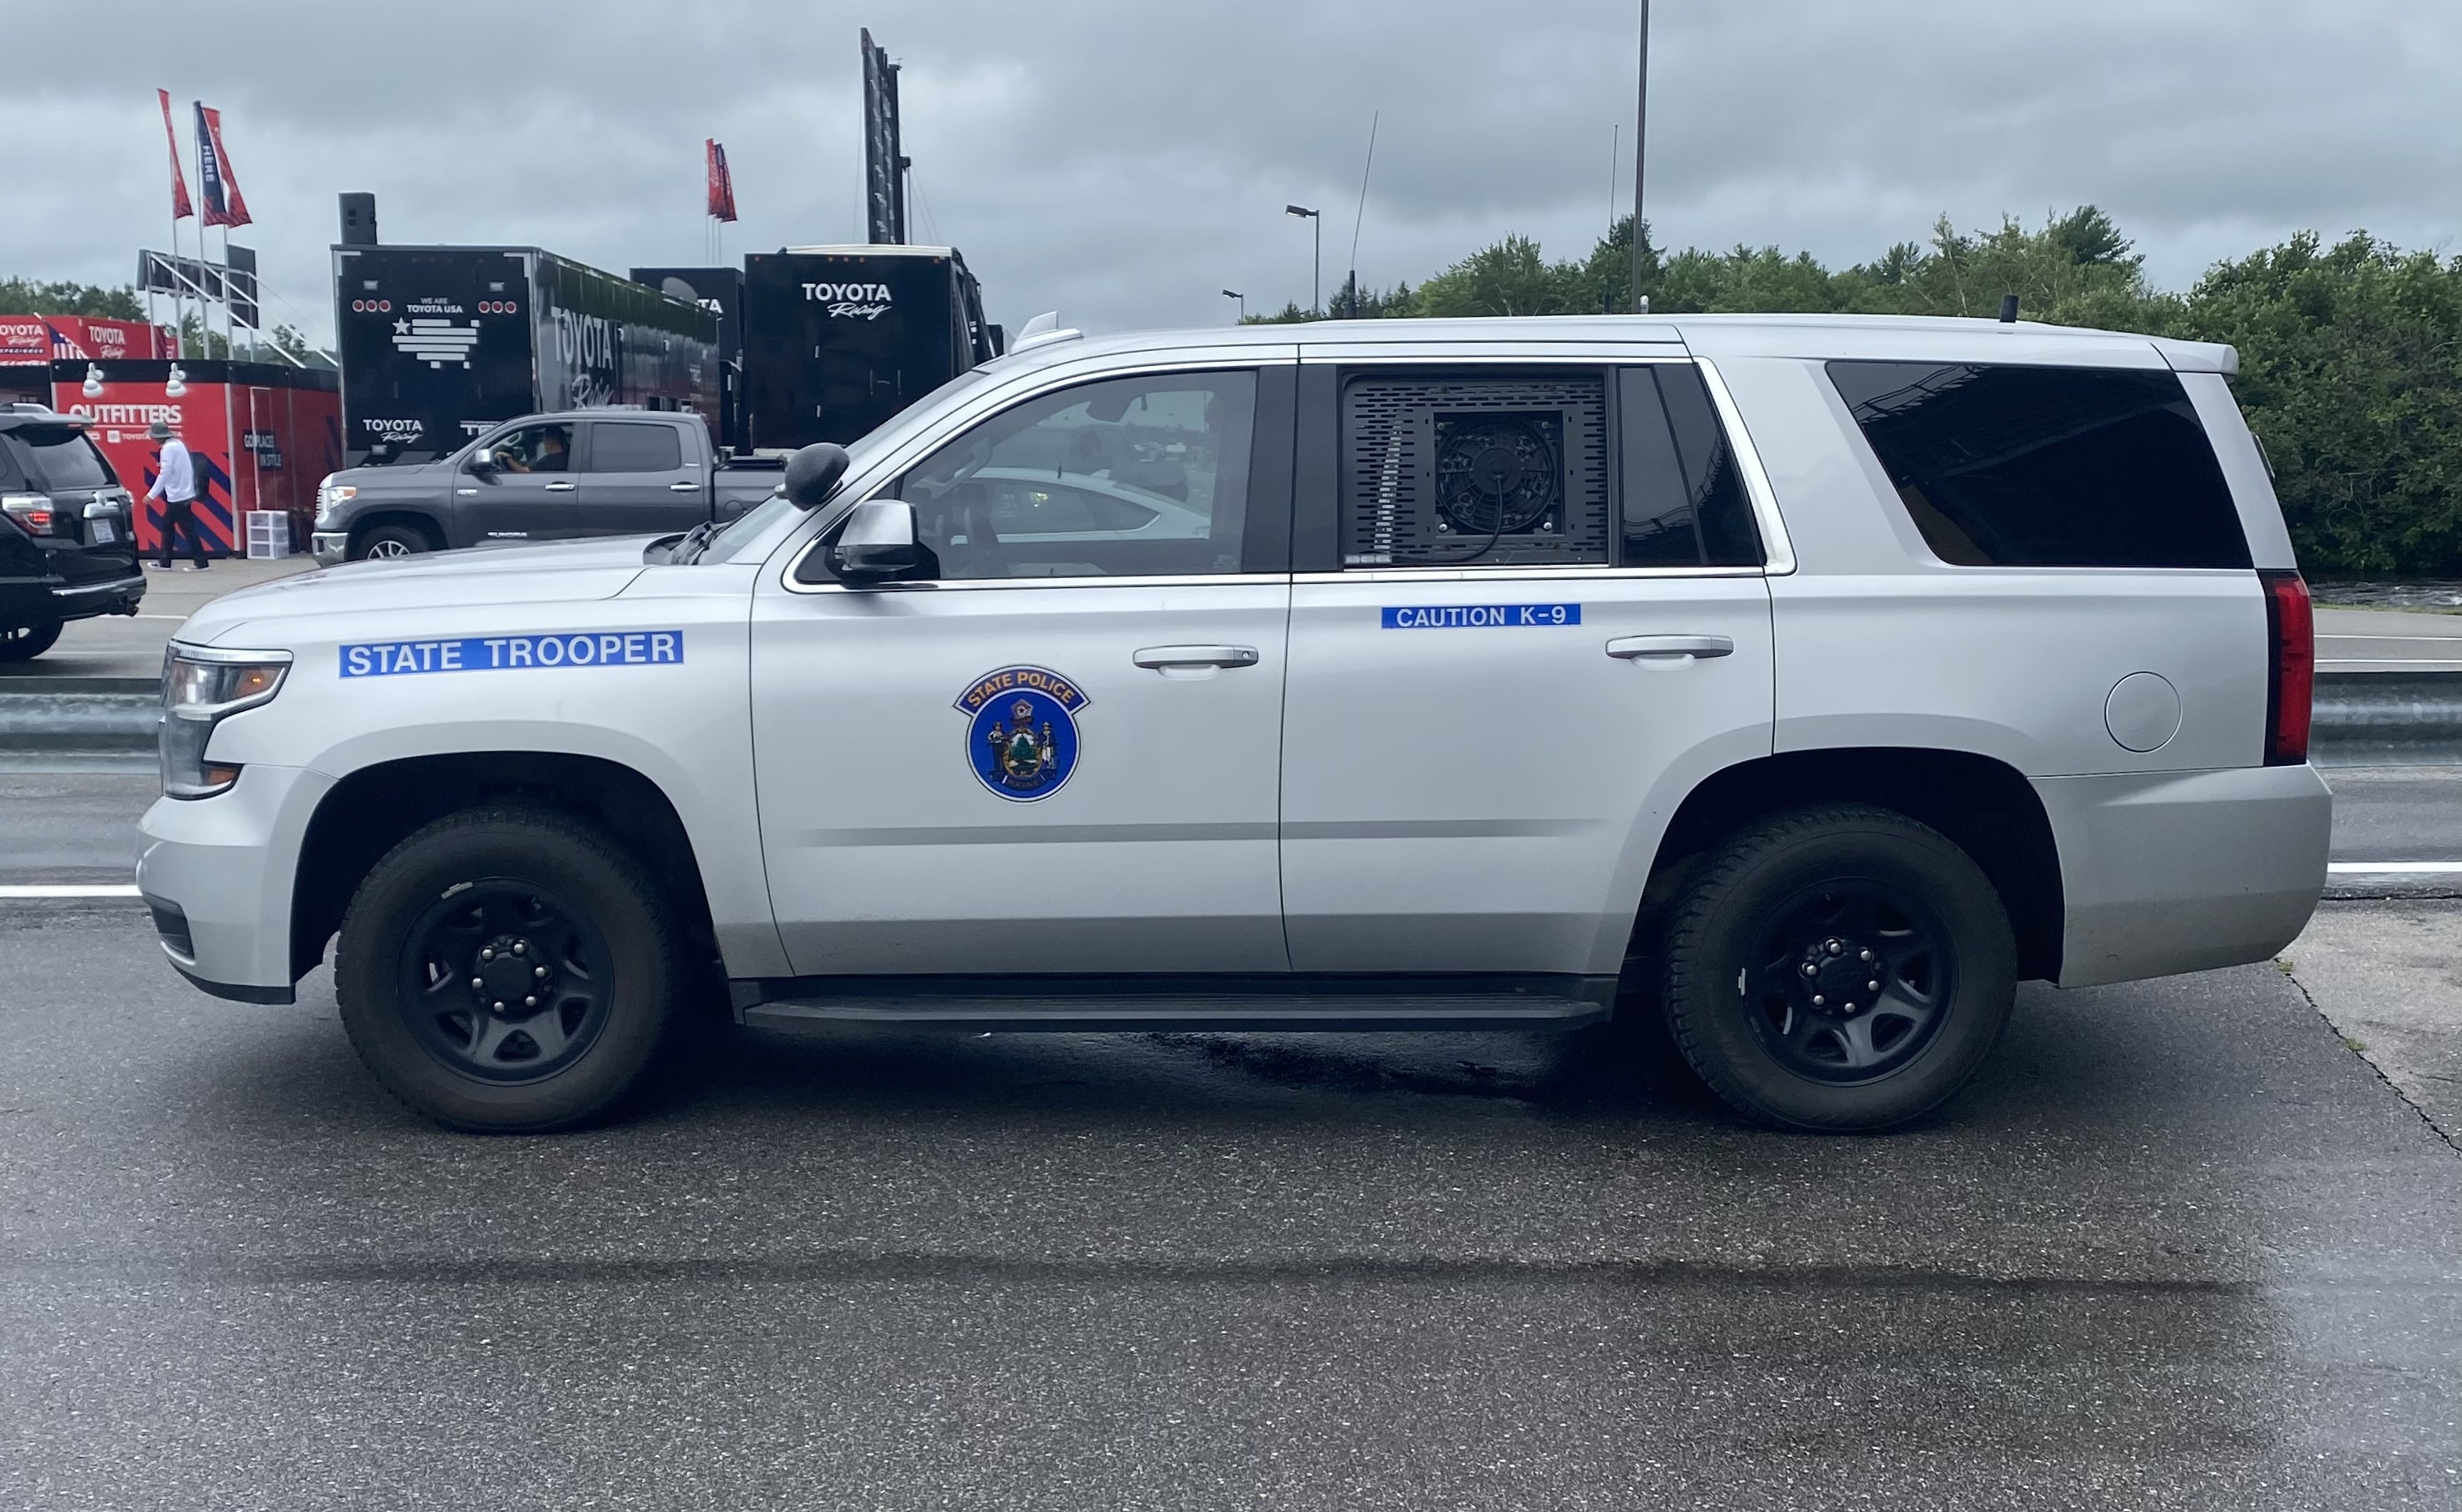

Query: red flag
[195,103,252,229]
[705,138,738,223]
[157,90,194,220]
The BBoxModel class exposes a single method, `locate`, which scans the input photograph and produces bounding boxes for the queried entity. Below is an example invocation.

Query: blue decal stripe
[1379,604,1582,630]
[339,630,686,678]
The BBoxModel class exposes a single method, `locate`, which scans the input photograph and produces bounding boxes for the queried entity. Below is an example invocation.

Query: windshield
[11,427,116,492]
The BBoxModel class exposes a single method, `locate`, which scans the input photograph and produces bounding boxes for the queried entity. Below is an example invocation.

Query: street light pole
[1222,289,1246,324]
[1286,205,1322,315]
[1630,0,1651,314]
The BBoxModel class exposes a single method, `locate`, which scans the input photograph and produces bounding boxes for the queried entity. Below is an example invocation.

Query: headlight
[314,479,355,526]
[161,645,291,799]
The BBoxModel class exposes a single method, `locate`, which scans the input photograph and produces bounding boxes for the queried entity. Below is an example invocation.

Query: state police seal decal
[955,666,1089,801]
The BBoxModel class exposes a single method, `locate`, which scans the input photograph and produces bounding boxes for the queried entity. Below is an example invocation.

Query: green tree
[2181,234,2462,575]
[0,278,146,319]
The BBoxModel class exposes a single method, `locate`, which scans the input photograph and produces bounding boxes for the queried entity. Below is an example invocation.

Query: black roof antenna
[1998,294,2020,324]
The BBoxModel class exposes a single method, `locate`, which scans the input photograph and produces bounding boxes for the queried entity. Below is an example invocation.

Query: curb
[3,671,2460,766]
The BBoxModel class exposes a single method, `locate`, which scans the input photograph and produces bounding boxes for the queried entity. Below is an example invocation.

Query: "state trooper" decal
[955,666,1088,801]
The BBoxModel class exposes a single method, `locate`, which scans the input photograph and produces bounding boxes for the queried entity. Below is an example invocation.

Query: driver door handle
[668,481,700,492]
[543,481,578,492]
[1134,645,1261,670]
[1606,634,1734,660]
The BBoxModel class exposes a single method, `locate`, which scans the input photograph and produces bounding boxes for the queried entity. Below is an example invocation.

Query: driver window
[482,422,574,475]
[892,370,1255,580]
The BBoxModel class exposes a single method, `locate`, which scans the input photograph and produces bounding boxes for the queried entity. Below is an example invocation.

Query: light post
[1631,0,1650,314]
[1285,204,1321,316]
[1221,289,1246,324]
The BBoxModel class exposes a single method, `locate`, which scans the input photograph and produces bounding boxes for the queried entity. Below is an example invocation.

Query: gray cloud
[4,0,2455,347]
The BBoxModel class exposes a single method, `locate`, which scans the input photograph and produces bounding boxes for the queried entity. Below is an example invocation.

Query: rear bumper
[0,571,144,626]
[2035,763,2331,988]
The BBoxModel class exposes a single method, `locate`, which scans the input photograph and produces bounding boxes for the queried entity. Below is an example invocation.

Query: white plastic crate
[243,511,294,560]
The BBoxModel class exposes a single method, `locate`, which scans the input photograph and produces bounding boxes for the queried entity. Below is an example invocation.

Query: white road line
[2327,862,2462,875]
[2318,634,2462,641]
[0,883,141,899]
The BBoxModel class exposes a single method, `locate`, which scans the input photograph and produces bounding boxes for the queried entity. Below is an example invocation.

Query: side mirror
[468,453,500,477]
[827,500,922,583]
[784,442,851,510]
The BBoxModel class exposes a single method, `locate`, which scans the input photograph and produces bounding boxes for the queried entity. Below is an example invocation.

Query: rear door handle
[1606,634,1734,660]
[1133,645,1261,670]
[544,481,577,492]
[668,481,700,492]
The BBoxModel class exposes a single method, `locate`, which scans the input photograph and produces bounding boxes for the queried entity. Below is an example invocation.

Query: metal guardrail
[2311,670,2462,766]
[2,670,2460,765]
[0,677,160,756]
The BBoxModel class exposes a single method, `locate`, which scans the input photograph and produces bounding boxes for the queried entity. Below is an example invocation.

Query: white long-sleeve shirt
[148,438,195,503]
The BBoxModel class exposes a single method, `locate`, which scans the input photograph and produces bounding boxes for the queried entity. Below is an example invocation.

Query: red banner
[706,138,738,222]
[1,318,175,365]
[158,88,194,221]
[195,102,252,230]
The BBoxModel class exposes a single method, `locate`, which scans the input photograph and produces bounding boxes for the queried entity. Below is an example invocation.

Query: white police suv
[138,315,2329,1133]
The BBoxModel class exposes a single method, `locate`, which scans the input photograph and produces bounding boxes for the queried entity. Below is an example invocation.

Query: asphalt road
[0,901,2455,1511]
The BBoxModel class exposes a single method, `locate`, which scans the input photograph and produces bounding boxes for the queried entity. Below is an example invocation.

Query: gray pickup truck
[309,409,781,563]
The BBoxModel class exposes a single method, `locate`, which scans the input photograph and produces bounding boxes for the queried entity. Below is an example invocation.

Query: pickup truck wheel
[1661,805,2016,1133]
[353,524,428,560]
[334,808,682,1133]
[0,622,62,661]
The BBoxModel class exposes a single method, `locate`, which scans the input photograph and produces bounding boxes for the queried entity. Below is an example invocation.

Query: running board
[732,973,1618,1035]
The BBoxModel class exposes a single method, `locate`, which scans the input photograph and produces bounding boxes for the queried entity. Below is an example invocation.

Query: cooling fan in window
[1432,413,1562,536]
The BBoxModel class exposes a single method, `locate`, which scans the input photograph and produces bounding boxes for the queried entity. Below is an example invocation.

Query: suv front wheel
[335,808,683,1132]
[1662,805,2017,1132]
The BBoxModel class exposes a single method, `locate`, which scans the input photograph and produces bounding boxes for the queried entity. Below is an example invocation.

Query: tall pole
[1630,0,1650,314]
[1313,215,1322,317]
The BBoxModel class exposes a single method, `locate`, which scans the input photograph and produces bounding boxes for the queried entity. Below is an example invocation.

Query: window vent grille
[1341,373,1609,567]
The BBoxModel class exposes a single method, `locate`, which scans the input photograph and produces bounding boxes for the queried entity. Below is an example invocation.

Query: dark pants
[156,499,209,567]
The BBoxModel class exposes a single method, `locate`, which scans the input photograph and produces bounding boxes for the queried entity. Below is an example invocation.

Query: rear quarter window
[1827,361,2251,569]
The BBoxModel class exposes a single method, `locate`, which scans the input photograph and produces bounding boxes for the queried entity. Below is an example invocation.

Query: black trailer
[333,245,719,466]
[739,245,998,452]
[630,265,744,453]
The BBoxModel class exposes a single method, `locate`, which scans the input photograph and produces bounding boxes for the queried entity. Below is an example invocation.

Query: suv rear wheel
[1661,804,2016,1132]
[334,808,683,1133]
[352,522,431,560]
[0,623,62,662]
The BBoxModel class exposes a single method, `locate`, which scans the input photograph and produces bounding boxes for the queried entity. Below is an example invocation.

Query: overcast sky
[5,0,2456,346]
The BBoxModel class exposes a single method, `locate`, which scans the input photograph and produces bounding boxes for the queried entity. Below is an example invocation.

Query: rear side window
[1340,369,1610,568]
[1827,362,2250,569]
[12,427,116,492]
[1619,365,1762,567]
[590,422,684,473]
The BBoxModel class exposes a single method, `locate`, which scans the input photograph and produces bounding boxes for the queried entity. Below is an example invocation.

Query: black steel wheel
[336,808,681,1132]
[396,879,616,1083]
[1661,804,2015,1132]
[0,622,62,662]
[1740,879,1954,1085]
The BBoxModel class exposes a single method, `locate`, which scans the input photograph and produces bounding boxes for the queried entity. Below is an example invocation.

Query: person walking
[145,421,208,571]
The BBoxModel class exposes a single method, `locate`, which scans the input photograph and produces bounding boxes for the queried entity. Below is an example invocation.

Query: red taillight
[2261,568,2313,765]
[2,498,56,536]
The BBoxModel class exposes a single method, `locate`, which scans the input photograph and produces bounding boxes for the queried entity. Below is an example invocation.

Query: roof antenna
[1344,111,1378,319]
[1999,294,2020,324]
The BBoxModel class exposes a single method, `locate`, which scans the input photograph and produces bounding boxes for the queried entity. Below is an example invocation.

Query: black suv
[0,404,144,662]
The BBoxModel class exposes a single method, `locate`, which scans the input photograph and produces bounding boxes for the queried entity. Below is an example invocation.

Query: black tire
[335,808,682,1133]
[0,622,62,661]
[351,522,432,561]
[1661,804,2016,1132]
